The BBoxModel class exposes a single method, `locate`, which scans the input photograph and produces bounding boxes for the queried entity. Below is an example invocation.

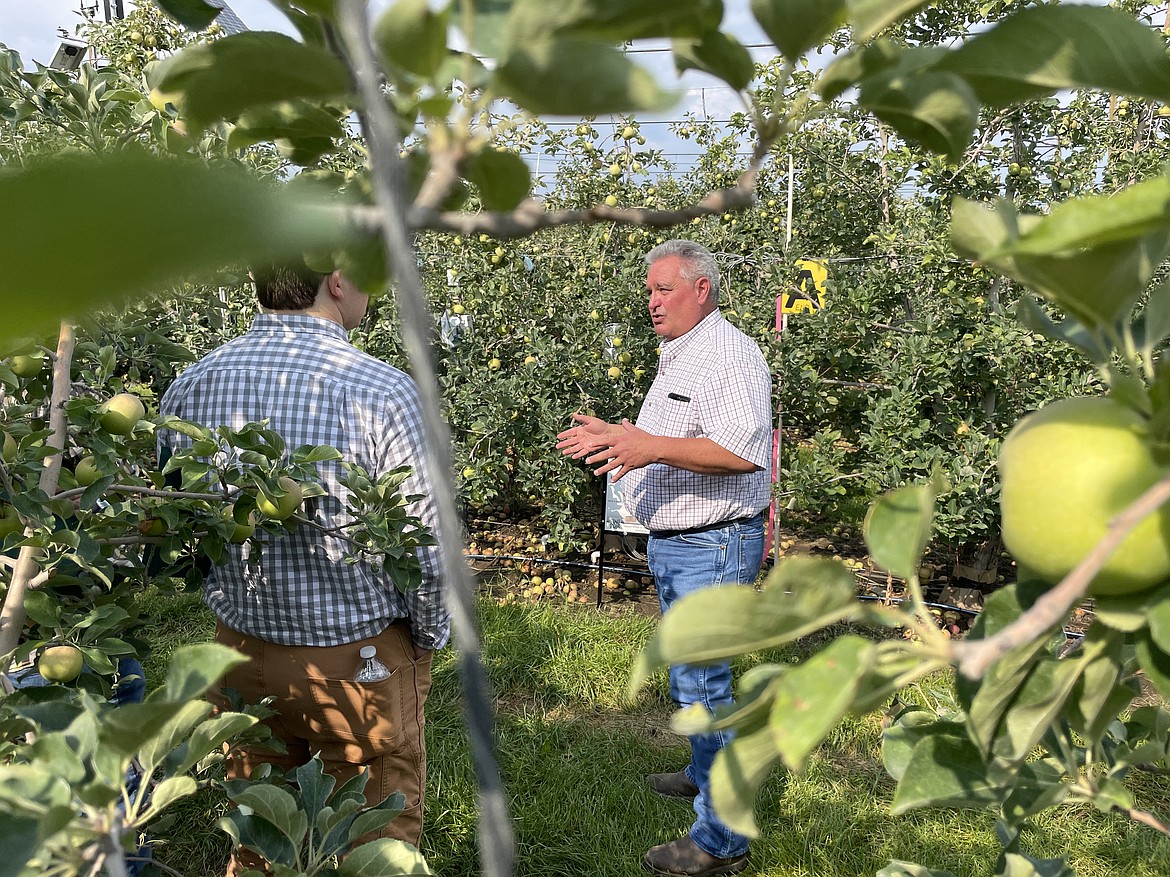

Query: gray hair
[645,240,721,301]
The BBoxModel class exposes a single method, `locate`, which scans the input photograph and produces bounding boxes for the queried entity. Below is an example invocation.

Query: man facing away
[557,239,772,877]
[158,265,449,873]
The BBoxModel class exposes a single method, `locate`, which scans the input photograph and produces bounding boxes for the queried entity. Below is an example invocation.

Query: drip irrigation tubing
[465,552,996,619]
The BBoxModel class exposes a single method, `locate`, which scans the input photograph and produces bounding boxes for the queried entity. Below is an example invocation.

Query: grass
[131,588,1170,877]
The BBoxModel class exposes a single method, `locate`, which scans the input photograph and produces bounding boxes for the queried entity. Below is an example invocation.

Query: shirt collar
[250,312,349,343]
[659,310,723,365]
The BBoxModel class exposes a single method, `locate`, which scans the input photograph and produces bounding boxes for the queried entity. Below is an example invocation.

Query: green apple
[138,517,167,537]
[1000,396,1170,596]
[98,393,145,436]
[38,644,84,683]
[2,432,16,463]
[9,352,43,378]
[74,456,102,486]
[226,505,256,542]
[257,476,303,520]
[0,504,22,540]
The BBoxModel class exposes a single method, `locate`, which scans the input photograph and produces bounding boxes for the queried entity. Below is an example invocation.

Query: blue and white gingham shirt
[158,313,450,650]
[624,310,773,532]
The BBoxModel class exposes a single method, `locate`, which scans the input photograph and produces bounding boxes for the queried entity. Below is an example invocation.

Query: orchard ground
[128,521,1147,877]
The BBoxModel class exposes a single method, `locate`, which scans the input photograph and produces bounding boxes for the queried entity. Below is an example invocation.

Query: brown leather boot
[643,836,749,877]
[647,770,700,800]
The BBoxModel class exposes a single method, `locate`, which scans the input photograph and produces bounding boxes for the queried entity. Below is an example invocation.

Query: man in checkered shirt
[557,240,771,877]
[158,265,449,871]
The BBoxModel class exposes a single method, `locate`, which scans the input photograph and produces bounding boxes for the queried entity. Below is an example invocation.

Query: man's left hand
[584,419,658,481]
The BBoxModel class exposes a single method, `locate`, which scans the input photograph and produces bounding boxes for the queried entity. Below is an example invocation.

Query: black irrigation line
[464,552,649,579]
[465,551,997,619]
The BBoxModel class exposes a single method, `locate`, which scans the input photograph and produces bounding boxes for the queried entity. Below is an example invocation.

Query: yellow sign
[781,259,828,314]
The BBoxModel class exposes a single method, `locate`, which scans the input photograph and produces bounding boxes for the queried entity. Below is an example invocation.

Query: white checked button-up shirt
[158,314,450,650]
[624,310,772,532]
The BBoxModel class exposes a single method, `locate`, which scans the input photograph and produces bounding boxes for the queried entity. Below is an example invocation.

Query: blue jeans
[648,514,764,859]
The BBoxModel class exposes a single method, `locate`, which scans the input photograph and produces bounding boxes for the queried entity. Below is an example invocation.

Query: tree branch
[952,472,1170,679]
[340,178,760,239]
[334,4,514,876]
[1119,805,1170,838]
[0,323,74,669]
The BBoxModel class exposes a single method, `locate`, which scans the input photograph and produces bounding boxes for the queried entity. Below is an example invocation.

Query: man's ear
[325,271,345,300]
[694,275,712,304]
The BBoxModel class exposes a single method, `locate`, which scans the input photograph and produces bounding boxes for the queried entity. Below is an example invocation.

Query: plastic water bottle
[352,645,391,682]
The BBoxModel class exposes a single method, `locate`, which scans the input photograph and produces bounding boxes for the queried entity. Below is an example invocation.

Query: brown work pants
[211,620,432,875]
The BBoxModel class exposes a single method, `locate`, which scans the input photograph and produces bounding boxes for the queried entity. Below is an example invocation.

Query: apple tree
[11,1,1170,876]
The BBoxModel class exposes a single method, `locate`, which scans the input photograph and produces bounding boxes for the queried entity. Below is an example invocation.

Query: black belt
[649,513,762,540]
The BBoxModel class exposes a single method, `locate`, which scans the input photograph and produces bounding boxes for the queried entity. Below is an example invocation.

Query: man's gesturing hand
[584,419,659,481]
[555,412,620,460]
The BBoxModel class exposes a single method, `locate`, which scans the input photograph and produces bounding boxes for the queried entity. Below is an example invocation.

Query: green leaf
[1001,760,1070,825]
[219,809,298,867]
[337,837,433,876]
[26,733,85,784]
[459,0,512,58]
[155,0,222,30]
[0,764,73,811]
[878,862,959,877]
[950,196,1021,260]
[172,712,258,775]
[859,60,978,160]
[937,5,1170,108]
[958,586,1058,736]
[146,775,199,816]
[1006,173,1170,255]
[1090,777,1135,814]
[345,795,405,845]
[0,155,354,344]
[1014,295,1109,365]
[1135,629,1170,701]
[374,0,451,79]
[0,818,40,876]
[816,39,901,102]
[510,0,724,43]
[769,635,874,770]
[232,784,309,848]
[750,0,844,61]
[494,37,673,116]
[987,655,1085,771]
[891,727,1000,814]
[707,724,780,839]
[154,32,350,128]
[883,712,963,782]
[998,853,1075,877]
[1146,587,1170,655]
[1094,578,1170,633]
[160,642,251,703]
[137,700,211,775]
[292,757,337,837]
[462,149,531,212]
[294,445,345,464]
[1135,275,1170,358]
[863,480,937,581]
[672,32,755,92]
[628,557,858,696]
[228,101,346,153]
[847,0,930,43]
[1068,626,1131,744]
[1009,233,1170,330]
[21,591,62,629]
